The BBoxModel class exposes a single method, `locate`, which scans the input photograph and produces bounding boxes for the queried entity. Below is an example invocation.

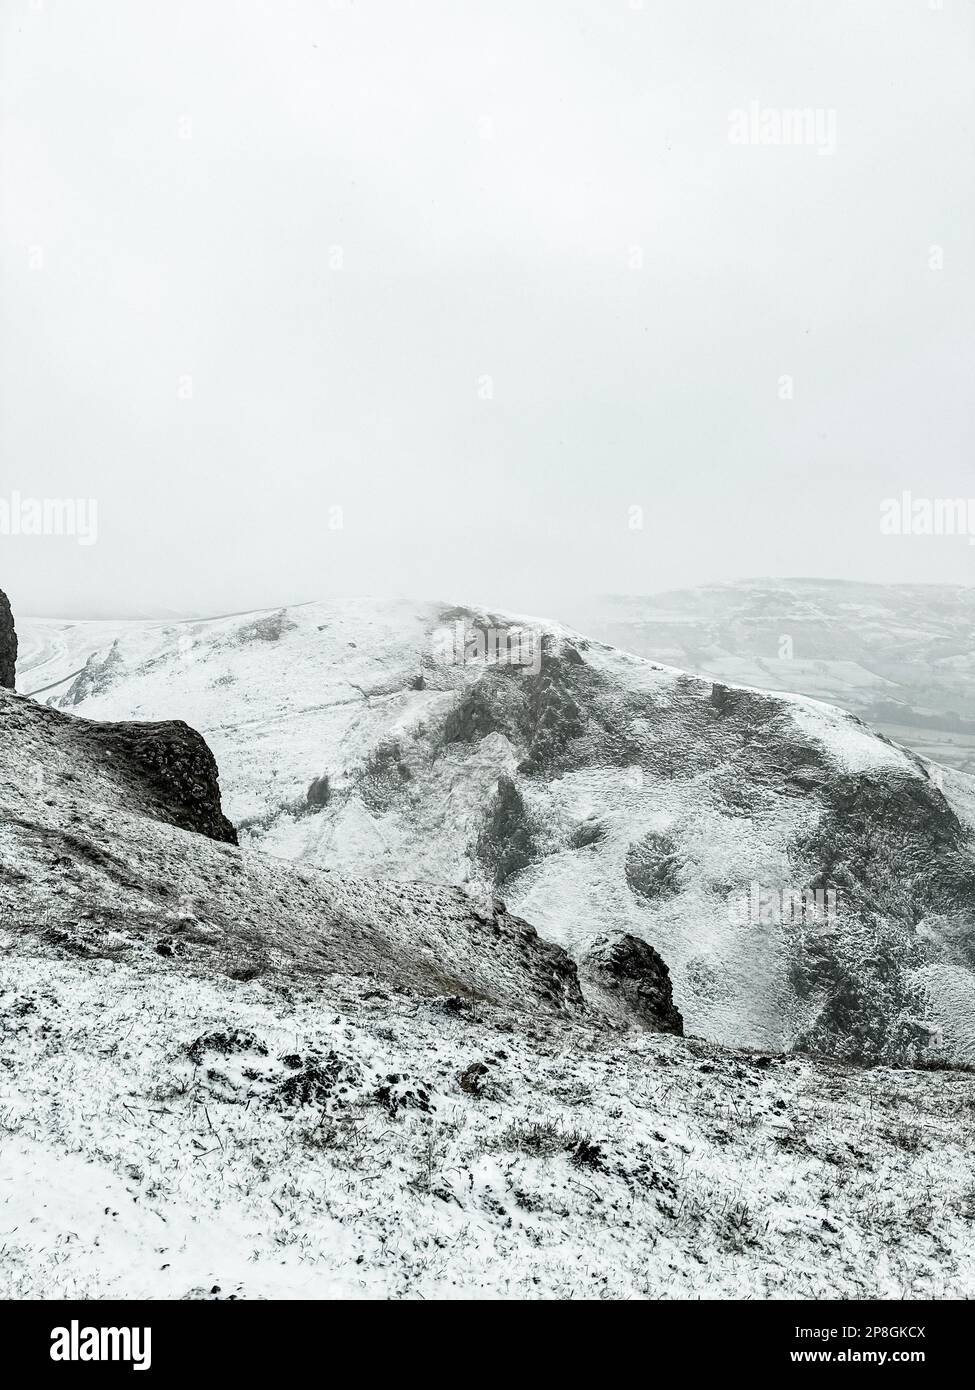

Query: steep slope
[18,599,975,1065]
[0,687,583,1015]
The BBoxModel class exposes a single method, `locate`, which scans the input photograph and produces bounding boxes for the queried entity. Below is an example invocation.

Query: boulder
[581,932,684,1034]
[0,588,16,689]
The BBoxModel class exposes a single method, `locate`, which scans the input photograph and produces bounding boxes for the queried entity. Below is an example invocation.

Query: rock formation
[0,588,16,689]
[581,932,684,1034]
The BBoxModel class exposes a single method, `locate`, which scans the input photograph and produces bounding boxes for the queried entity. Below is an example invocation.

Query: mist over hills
[564,580,975,774]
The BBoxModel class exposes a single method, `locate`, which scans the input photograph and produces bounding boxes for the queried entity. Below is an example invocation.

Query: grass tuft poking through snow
[2,944,974,1300]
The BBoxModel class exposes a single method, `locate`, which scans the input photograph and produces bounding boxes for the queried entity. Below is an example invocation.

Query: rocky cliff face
[80,714,240,845]
[0,588,16,689]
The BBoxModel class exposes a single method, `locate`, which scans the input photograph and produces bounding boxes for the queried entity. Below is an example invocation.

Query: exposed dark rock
[709,682,730,713]
[2,689,236,844]
[625,831,683,902]
[441,642,590,774]
[185,1029,267,1065]
[456,1059,505,1098]
[443,674,522,745]
[788,769,975,1065]
[234,609,296,644]
[306,774,331,808]
[518,645,586,772]
[358,740,413,811]
[373,1073,434,1117]
[796,770,975,922]
[58,641,125,706]
[569,816,605,849]
[476,775,536,886]
[709,681,782,728]
[581,933,684,1034]
[790,914,928,1066]
[0,589,17,689]
[437,604,505,631]
[270,1050,360,1111]
[80,716,238,844]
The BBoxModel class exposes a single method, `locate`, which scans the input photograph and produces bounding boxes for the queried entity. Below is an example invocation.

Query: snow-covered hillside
[0,684,586,1018]
[17,598,975,1065]
[5,943,975,1300]
[5,604,975,1300]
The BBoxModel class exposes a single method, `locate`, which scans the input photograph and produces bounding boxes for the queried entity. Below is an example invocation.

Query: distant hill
[563,580,975,774]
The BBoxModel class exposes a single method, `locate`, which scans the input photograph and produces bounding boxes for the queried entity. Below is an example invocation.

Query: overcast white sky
[1,0,973,618]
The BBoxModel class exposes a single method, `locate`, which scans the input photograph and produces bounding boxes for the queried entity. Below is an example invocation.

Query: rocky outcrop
[80,716,239,845]
[788,770,975,1064]
[476,775,536,887]
[580,933,684,1034]
[0,589,16,689]
[1,689,237,845]
[58,642,125,706]
[233,609,297,644]
[625,832,684,903]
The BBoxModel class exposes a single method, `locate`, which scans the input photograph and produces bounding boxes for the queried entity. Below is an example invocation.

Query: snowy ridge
[17,597,975,1064]
[564,581,975,776]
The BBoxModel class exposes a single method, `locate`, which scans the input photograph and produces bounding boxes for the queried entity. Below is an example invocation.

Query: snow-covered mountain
[3,653,975,1299]
[5,597,973,1301]
[17,597,975,1065]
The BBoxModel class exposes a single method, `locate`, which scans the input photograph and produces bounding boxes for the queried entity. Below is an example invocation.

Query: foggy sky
[2,0,973,618]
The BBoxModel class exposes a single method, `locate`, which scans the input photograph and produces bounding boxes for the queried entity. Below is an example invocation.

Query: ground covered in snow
[2,943,974,1300]
[17,598,975,1065]
[6,604,975,1299]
